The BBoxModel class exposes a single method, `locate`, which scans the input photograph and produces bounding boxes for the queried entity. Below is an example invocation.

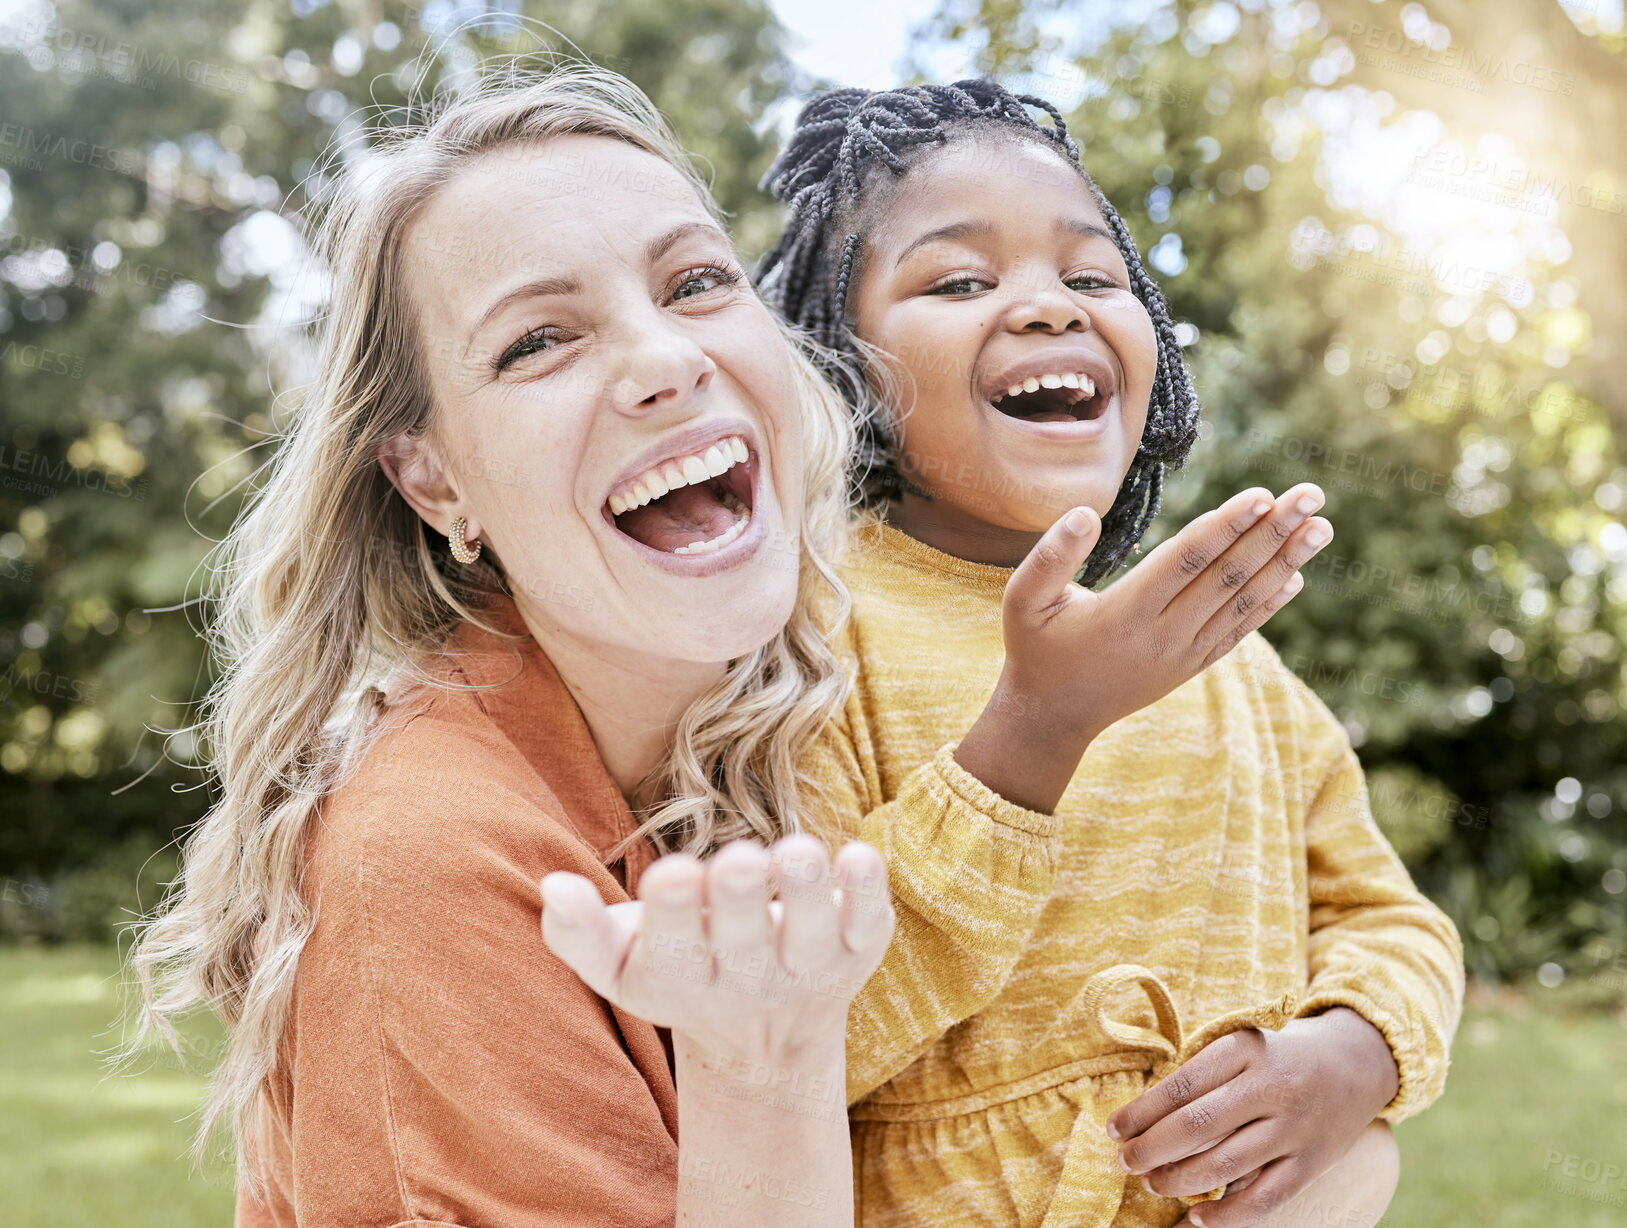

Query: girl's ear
[378,433,481,543]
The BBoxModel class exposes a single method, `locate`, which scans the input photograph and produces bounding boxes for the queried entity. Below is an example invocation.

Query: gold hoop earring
[448,516,482,564]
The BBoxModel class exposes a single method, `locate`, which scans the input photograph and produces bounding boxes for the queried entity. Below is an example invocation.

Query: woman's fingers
[704,840,776,958]
[540,871,637,1001]
[833,841,894,967]
[1194,515,1328,667]
[768,835,840,970]
[1002,506,1100,631]
[637,852,711,993]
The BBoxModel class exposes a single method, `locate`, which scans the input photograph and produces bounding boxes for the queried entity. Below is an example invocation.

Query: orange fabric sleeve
[235,712,679,1228]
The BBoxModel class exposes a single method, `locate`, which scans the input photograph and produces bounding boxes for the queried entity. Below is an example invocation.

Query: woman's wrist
[674,1028,847,1118]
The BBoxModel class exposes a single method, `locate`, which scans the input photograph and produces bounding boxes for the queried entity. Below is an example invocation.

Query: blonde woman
[125,66,903,1227]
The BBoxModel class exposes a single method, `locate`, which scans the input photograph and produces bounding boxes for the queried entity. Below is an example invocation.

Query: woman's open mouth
[988,371,1107,424]
[605,434,756,556]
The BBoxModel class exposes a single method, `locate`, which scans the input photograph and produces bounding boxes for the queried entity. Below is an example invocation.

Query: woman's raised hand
[956,483,1332,814]
[541,835,894,1063]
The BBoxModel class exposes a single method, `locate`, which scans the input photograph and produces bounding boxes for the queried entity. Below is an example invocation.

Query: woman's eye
[1066,273,1120,292]
[671,265,740,302]
[927,275,991,296]
[494,327,563,371]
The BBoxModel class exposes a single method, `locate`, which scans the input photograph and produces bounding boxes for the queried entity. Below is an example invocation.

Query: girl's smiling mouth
[604,431,761,561]
[981,353,1117,430]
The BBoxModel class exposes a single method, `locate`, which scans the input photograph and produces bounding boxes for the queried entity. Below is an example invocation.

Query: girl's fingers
[1143,1118,1282,1200]
[540,872,636,1002]
[833,841,894,967]
[1138,487,1275,614]
[1165,484,1324,633]
[703,840,776,958]
[1194,516,1328,666]
[1184,1154,1306,1228]
[637,852,711,991]
[768,835,840,970]
[1111,1033,1256,1151]
[1002,506,1100,629]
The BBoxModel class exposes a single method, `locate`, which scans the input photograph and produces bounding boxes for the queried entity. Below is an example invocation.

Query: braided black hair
[757,78,1201,587]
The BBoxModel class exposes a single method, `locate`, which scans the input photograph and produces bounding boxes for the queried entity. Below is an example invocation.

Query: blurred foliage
[2,0,1625,1005]
[909,0,1626,997]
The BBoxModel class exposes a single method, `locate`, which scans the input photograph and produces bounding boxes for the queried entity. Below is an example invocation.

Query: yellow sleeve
[1284,672,1466,1123]
[804,701,1063,1106]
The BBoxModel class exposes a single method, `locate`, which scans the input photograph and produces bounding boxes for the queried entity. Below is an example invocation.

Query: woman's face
[397,135,803,666]
[849,136,1158,558]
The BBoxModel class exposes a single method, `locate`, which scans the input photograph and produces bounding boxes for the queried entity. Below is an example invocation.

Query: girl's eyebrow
[893,219,994,267]
[1059,218,1115,243]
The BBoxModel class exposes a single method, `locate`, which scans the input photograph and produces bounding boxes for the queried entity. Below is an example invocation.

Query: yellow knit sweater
[821,517,1466,1228]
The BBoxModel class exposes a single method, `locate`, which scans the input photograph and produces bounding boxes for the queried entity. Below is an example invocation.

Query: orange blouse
[236,598,679,1227]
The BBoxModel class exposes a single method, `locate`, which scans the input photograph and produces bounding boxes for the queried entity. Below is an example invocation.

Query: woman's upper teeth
[608,435,749,515]
[991,372,1096,402]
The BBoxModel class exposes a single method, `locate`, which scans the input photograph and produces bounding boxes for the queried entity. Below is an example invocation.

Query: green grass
[1382,996,1627,1227]
[3,946,1626,1225]
[1,945,234,1226]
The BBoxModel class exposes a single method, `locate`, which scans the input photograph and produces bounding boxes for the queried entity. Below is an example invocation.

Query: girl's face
[850,136,1158,563]
[395,135,803,668]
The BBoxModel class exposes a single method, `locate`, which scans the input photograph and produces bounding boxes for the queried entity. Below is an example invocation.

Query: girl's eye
[926,274,993,296]
[1066,273,1120,292]
[494,327,566,371]
[671,265,741,302]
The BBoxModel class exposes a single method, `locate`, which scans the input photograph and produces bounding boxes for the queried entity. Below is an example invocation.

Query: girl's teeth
[609,492,629,515]
[703,445,730,476]
[730,437,748,463]
[680,456,710,484]
[646,472,669,499]
[991,373,1098,403]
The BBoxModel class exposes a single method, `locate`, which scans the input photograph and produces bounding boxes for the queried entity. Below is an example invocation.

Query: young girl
[760,80,1465,1228]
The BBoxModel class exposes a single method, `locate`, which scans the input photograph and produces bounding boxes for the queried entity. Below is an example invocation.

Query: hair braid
[758,78,1202,586]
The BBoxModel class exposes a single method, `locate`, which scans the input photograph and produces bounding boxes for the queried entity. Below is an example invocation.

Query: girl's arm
[816,485,1333,1105]
[1285,671,1465,1121]
[543,836,894,1227]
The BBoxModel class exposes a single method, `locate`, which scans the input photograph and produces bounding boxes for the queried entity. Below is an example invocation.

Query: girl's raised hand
[955,484,1331,814]
[540,835,895,1065]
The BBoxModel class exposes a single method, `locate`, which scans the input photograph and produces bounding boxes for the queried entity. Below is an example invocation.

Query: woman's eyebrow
[893,219,995,268]
[467,274,583,352]
[645,220,731,264]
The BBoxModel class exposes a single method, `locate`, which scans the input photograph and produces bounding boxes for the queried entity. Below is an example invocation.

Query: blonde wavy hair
[124,61,857,1181]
